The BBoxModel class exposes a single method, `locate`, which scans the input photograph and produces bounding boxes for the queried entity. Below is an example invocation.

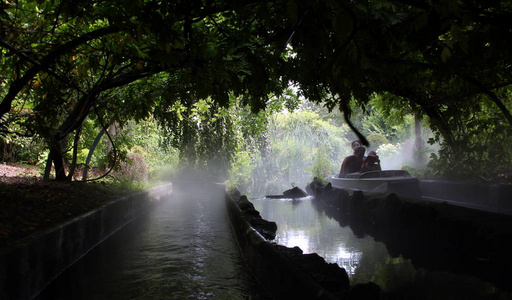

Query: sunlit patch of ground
[0,163,41,184]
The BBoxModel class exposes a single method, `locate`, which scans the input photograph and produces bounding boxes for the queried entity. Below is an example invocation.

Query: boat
[328,170,422,199]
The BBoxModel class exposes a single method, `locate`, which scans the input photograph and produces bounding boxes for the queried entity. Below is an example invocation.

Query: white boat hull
[329,170,421,199]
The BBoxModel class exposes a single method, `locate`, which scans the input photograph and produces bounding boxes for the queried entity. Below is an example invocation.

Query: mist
[378,138,437,171]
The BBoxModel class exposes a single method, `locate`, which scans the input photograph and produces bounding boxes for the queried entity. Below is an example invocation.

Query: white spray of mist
[377,137,440,171]
[378,139,415,170]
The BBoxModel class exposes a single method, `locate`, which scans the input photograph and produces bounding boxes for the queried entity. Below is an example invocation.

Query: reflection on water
[252,197,512,299]
[36,183,269,300]
[252,197,371,281]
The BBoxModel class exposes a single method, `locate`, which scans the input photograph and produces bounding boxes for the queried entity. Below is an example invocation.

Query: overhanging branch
[0,26,120,119]
[0,128,34,137]
[464,77,512,127]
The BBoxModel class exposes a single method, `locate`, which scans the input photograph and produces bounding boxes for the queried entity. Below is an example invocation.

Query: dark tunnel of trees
[0,0,511,191]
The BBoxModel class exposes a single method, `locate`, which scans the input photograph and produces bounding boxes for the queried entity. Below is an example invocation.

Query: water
[36,183,270,300]
[252,197,512,299]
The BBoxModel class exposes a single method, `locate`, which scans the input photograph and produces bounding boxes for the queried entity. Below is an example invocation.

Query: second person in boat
[361,151,382,172]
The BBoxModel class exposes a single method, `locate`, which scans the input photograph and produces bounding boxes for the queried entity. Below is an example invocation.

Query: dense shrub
[113,152,148,182]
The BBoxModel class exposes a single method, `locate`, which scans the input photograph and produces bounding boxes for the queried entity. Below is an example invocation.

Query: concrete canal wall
[315,185,512,293]
[0,183,172,300]
[419,180,512,209]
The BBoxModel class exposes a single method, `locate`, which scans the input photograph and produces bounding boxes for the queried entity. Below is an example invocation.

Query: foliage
[420,94,511,181]
[0,0,291,180]
[376,143,401,168]
[0,0,511,183]
[281,0,512,181]
[366,133,389,152]
[428,136,512,182]
[158,97,238,180]
[224,92,290,195]
[0,134,45,164]
[226,147,255,193]
[112,152,148,182]
[101,175,149,193]
[251,109,349,194]
[346,94,417,146]
[308,146,333,183]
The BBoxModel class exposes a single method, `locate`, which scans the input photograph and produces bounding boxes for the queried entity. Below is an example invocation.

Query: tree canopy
[0,0,511,181]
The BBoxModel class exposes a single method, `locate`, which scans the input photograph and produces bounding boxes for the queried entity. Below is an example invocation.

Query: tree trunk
[106,123,116,155]
[44,146,69,181]
[67,125,82,181]
[413,112,424,168]
[82,128,105,181]
[43,151,52,182]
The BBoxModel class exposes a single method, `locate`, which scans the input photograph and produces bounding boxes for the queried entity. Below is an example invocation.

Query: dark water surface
[252,197,512,299]
[36,183,269,300]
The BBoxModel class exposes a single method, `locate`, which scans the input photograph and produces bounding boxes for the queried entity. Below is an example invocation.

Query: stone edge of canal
[226,191,381,300]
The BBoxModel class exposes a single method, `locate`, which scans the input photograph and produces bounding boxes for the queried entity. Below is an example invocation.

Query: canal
[35,184,270,300]
[252,196,512,299]
[34,183,512,299]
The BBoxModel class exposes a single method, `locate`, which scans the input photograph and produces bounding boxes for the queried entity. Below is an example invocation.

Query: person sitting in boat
[338,145,366,177]
[361,151,382,172]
